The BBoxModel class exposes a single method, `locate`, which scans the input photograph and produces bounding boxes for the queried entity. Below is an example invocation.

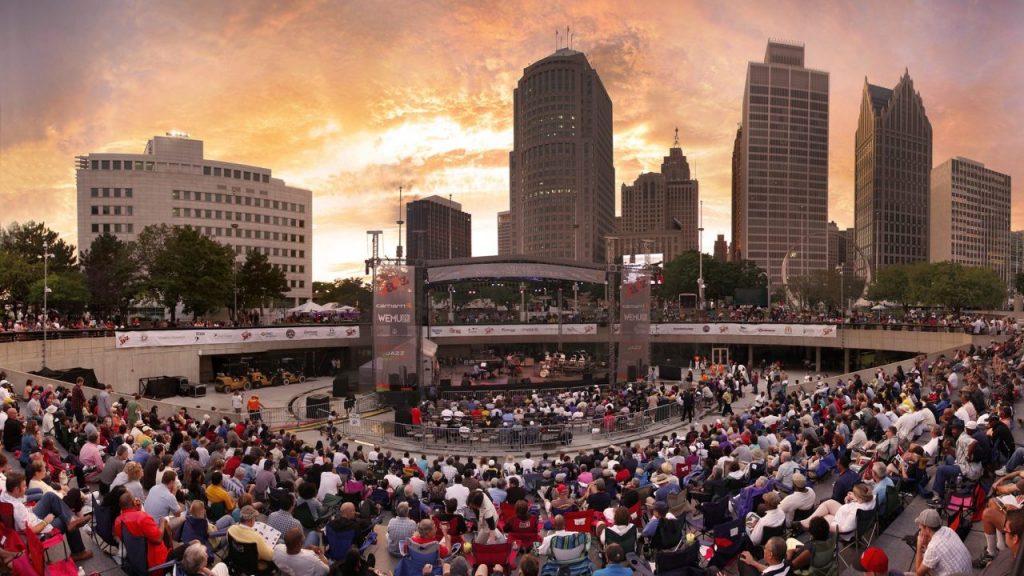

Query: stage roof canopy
[425,256,606,285]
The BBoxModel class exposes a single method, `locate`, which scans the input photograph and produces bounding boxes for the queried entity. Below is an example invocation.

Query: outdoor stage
[437,362,610,391]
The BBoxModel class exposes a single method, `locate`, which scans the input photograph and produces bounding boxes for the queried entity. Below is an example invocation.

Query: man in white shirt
[738,537,790,576]
[445,476,470,510]
[384,467,404,491]
[538,514,590,560]
[1,472,92,560]
[749,492,787,546]
[521,452,536,474]
[317,467,342,502]
[778,474,817,525]
[272,527,329,576]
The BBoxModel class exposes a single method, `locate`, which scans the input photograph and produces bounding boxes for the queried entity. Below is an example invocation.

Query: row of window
[171,206,305,229]
[201,165,271,183]
[90,205,134,216]
[89,187,134,198]
[232,244,307,260]
[90,160,153,172]
[289,280,306,289]
[90,223,134,234]
[172,190,305,213]
[175,217,306,245]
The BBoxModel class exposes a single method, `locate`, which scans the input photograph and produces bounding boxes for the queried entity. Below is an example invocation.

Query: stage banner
[426,324,598,338]
[373,264,418,392]
[650,323,837,338]
[114,325,360,348]
[618,268,651,382]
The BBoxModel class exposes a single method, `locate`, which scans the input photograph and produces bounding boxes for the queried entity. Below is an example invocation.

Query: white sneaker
[996,467,1008,476]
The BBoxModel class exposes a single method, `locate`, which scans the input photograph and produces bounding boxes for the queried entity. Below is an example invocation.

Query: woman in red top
[114,492,169,568]
[503,499,540,547]
[432,498,468,548]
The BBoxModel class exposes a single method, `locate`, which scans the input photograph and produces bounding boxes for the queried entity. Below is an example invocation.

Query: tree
[147,226,234,321]
[80,233,141,320]
[867,261,1004,312]
[867,264,911,307]
[313,278,372,308]
[236,251,289,312]
[1,221,76,272]
[0,248,39,306]
[29,271,89,315]
[656,251,766,303]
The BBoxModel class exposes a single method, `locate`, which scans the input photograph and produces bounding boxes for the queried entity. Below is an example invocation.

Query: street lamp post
[41,241,52,369]
[230,223,240,324]
[836,265,845,319]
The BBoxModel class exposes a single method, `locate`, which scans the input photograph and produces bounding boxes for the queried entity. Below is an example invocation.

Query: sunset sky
[1,1,1021,281]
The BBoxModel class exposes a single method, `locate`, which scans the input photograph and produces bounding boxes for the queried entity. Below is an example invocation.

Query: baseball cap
[859,547,888,573]
[654,501,669,515]
[965,420,978,430]
[915,509,942,529]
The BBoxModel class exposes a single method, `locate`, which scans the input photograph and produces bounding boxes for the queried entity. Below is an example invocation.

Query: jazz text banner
[427,324,598,338]
[650,324,838,338]
[114,326,360,348]
[618,269,651,382]
[373,264,418,392]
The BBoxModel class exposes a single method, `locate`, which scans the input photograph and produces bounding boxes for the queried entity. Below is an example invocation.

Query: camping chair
[0,502,14,530]
[838,508,877,569]
[394,539,459,576]
[627,501,645,529]
[880,484,902,529]
[207,501,227,524]
[226,534,275,576]
[539,532,594,576]
[654,542,701,576]
[792,532,838,576]
[666,491,692,518]
[294,501,331,532]
[120,525,176,576]
[470,540,516,573]
[324,526,356,562]
[789,506,815,537]
[685,496,730,538]
[563,510,594,533]
[177,512,228,562]
[90,493,119,555]
[707,517,747,569]
[499,502,517,524]
[603,524,638,556]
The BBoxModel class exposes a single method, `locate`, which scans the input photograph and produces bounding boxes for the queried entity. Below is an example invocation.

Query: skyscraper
[76,133,313,304]
[930,157,1012,287]
[855,71,932,274]
[713,235,728,262]
[509,47,614,263]
[827,221,855,273]
[612,140,699,264]
[729,126,743,262]
[496,210,512,256]
[734,41,829,286]
[405,195,472,261]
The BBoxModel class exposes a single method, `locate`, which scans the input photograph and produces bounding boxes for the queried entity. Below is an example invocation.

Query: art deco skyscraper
[734,41,829,285]
[855,71,932,273]
[509,47,614,263]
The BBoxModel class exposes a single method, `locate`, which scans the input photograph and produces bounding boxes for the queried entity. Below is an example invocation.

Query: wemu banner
[373,264,418,392]
[114,326,360,348]
[617,268,651,382]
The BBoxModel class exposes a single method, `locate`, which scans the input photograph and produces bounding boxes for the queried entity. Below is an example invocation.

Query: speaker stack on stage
[332,374,349,397]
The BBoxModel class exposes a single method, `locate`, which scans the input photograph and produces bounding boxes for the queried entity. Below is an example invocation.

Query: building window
[126,224,133,233]
[90,188,98,198]
[214,167,222,176]
[203,166,211,175]
[113,160,121,170]
[113,206,121,216]
[262,174,269,183]
[90,206,98,215]
[91,224,99,233]
[113,188,121,198]
[127,206,133,216]
[125,188,132,198]
[172,190,180,200]
[103,224,111,233]
[233,169,241,178]
[101,160,110,169]
[172,208,180,217]
[91,160,99,170]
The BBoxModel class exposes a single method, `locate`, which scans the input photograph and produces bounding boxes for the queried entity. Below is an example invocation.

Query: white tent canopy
[322,303,358,312]
[288,301,324,314]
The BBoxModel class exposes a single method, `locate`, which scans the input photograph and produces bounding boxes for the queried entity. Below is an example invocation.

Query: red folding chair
[675,463,691,480]
[470,540,515,572]
[627,501,644,529]
[564,510,594,533]
[499,502,517,525]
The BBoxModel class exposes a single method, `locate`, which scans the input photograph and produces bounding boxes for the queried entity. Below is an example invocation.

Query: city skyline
[1,1,1022,280]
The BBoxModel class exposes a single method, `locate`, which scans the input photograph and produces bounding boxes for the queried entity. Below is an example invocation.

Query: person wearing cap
[226,505,274,569]
[749,491,786,547]
[859,546,897,576]
[929,419,981,506]
[641,500,678,543]
[911,508,971,576]
[593,543,631,576]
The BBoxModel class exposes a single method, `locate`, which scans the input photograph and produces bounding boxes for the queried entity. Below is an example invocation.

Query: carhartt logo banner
[113,326,360,348]
[373,264,418,392]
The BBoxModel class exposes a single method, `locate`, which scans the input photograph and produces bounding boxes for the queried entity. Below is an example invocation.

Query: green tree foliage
[147,226,234,321]
[313,278,372,308]
[29,271,89,314]
[80,233,141,319]
[787,269,867,309]
[0,248,39,305]
[0,221,76,272]
[1015,272,1024,295]
[236,251,289,310]
[867,261,1004,311]
[657,251,766,303]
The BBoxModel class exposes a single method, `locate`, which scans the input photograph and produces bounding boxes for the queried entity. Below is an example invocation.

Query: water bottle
[78,567,86,576]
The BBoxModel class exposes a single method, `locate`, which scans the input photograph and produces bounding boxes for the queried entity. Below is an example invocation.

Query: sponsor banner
[651,323,837,338]
[373,264,418,392]
[618,269,651,382]
[114,326,360,348]
[426,324,599,338]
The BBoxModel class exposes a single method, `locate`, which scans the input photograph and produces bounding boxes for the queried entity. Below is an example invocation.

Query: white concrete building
[76,133,312,305]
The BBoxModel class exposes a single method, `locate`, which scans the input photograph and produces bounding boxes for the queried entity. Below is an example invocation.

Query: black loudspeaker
[393,404,412,437]
[388,373,401,387]
[627,366,638,382]
[332,375,349,397]
[306,394,330,419]
[440,378,452,389]
[582,372,593,385]
[659,365,682,381]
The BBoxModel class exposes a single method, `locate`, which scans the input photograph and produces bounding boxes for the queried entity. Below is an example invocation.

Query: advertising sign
[373,264,418,392]
[618,268,651,382]
[650,323,837,338]
[114,325,360,349]
[426,324,598,338]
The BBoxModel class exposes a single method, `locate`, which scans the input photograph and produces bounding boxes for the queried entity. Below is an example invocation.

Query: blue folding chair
[91,493,119,555]
[707,517,747,570]
[121,525,176,576]
[394,540,460,576]
[325,526,356,562]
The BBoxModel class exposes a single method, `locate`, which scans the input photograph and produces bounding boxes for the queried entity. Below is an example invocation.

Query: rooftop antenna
[570,29,574,50]
[566,26,570,49]
[673,127,679,147]
[555,29,559,51]
[396,185,404,260]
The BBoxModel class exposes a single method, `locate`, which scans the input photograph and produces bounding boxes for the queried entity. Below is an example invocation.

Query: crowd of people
[0,323,1022,575]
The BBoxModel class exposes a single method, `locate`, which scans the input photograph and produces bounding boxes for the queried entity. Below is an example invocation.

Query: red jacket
[115,509,169,568]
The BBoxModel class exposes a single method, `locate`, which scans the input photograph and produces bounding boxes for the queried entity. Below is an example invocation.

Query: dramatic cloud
[1,0,1021,280]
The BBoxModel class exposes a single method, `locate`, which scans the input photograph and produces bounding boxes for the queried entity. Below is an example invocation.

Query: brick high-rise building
[827,221,855,273]
[713,235,728,262]
[76,133,313,304]
[613,139,699,264]
[405,195,471,261]
[930,157,1012,287]
[509,48,614,263]
[730,126,743,261]
[496,210,512,256]
[734,41,829,286]
[855,71,932,274]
